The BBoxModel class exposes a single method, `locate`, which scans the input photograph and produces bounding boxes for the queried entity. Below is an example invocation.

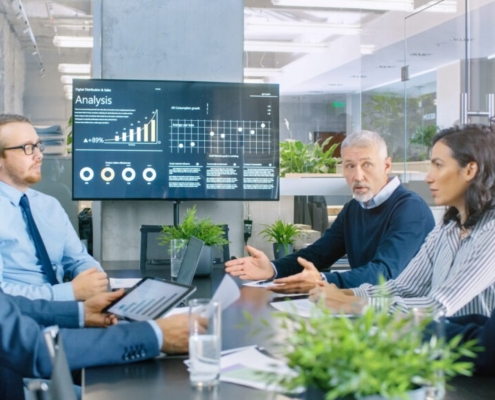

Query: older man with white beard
[226,130,435,292]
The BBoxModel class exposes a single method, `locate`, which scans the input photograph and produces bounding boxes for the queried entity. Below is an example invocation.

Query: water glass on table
[189,299,222,388]
[170,239,187,281]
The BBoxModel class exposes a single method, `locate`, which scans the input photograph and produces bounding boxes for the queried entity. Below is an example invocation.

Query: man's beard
[352,182,374,203]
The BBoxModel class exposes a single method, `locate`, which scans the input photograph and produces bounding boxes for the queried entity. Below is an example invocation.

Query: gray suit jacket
[0,290,160,398]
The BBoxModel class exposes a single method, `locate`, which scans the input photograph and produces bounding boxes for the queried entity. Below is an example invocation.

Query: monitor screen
[71,79,279,200]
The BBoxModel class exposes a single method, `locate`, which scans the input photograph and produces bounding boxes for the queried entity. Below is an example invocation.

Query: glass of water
[170,239,187,281]
[188,299,222,388]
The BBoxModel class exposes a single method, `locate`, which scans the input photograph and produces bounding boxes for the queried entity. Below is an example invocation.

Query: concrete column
[93,0,244,261]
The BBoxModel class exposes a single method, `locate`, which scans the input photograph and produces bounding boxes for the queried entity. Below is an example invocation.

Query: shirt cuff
[52,282,76,301]
[351,286,371,298]
[146,320,163,349]
[270,262,278,278]
[320,273,327,281]
[77,302,85,328]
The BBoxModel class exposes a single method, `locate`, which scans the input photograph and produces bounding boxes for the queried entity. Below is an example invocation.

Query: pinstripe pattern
[352,210,495,317]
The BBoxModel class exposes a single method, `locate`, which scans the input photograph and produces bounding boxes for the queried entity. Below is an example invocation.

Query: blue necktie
[19,194,59,285]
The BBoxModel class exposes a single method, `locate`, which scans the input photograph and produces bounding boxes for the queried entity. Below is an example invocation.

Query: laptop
[175,236,205,285]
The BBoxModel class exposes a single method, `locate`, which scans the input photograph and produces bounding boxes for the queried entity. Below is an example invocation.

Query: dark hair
[0,114,31,153]
[432,124,495,228]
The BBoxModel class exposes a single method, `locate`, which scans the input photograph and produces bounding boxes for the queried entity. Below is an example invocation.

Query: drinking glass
[188,299,222,388]
[170,239,187,281]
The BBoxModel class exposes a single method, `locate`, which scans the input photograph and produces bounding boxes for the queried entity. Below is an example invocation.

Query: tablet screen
[104,277,196,321]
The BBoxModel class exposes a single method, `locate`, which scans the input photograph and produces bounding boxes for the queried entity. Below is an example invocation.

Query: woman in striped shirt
[310,124,495,317]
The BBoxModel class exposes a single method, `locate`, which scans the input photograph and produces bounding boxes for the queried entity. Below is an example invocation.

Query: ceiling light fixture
[53,36,93,48]
[63,85,73,93]
[244,40,328,53]
[245,20,361,36]
[58,63,91,74]
[271,0,456,12]
[65,92,73,100]
[60,75,90,84]
[244,68,283,77]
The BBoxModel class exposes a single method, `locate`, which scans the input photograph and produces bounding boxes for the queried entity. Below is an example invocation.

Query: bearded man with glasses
[0,114,108,301]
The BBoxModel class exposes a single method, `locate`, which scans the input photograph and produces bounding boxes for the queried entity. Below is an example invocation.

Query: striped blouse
[352,209,495,317]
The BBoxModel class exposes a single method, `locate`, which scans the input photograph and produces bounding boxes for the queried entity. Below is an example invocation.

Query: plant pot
[304,387,426,400]
[195,245,213,277]
[273,243,293,259]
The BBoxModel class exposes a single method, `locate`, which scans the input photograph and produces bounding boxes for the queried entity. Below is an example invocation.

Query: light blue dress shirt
[0,181,101,300]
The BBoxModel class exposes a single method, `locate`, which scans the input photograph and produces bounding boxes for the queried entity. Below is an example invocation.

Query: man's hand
[72,267,109,301]
[268,257,322,294]
[225,245,275,281]
[156,314,207,354]
[83,289,123,327]
[309,281,366,314]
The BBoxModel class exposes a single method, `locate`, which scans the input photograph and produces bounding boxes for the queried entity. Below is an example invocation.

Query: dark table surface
[84,267,495,400]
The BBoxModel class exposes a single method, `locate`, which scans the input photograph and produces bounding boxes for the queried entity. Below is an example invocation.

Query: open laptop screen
[176,236,204,285]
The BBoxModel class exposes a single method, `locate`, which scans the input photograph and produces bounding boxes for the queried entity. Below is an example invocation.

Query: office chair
[27,326,77,400]
[139,224,230,275]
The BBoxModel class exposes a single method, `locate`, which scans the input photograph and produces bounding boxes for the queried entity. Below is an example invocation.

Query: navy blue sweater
[444,312,495,376]
[273,184,435,288]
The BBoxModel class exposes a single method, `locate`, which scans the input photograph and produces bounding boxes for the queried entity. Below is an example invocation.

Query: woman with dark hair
[310,124,495,318]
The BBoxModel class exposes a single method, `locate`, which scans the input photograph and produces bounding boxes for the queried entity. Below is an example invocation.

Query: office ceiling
[1,0,494,97]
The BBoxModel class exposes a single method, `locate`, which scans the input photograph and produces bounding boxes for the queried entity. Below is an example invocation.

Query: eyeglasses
[2,141,45,155]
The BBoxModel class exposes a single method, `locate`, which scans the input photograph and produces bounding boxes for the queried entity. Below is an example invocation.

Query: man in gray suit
[0,289,204,399]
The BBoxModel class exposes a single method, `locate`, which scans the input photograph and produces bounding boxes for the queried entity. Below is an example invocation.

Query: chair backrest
[27,326,77,400]
[139,224,230,274]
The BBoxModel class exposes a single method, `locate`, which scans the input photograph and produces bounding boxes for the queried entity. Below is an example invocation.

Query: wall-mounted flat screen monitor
[71,79,279,201]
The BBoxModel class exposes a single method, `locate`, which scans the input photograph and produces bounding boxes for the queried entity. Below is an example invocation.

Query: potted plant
[270,303,478,400]
[158,206,229,275]
[280,137,341,177]
[260,220,301,259]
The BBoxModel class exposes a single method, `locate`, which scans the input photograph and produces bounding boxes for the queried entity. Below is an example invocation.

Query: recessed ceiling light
[378,65,396,69]
[326,83,343,86]
[350,75,367,78]
[449,38,473,42]
[409,53,432,57]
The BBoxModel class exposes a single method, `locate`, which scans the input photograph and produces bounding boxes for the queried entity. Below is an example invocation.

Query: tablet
[103,276,196,321]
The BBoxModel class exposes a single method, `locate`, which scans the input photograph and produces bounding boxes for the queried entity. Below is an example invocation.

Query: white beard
[353,191,374,203]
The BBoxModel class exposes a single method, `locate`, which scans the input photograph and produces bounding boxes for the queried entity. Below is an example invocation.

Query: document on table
[243,280,280,288]
[270,298,353,318]
[184,346,303,393]
[161,274,240,317]
[109,277,141,290]
[270,298,316,318]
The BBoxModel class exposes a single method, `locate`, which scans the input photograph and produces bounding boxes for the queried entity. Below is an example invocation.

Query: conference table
[83,265,495,400]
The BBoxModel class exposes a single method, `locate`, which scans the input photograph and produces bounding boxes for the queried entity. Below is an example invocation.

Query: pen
[256,280,272,285]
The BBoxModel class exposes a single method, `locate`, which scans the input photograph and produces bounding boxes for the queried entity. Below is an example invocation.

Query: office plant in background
[158,206,229,270]
[270,302,478,400]
[279,137,341,177]
[260,220,301,259]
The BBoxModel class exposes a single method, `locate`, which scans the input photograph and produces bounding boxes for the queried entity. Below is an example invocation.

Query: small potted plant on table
[260,219,301,259]
[271,302,478,400]
[158,206,229,275]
